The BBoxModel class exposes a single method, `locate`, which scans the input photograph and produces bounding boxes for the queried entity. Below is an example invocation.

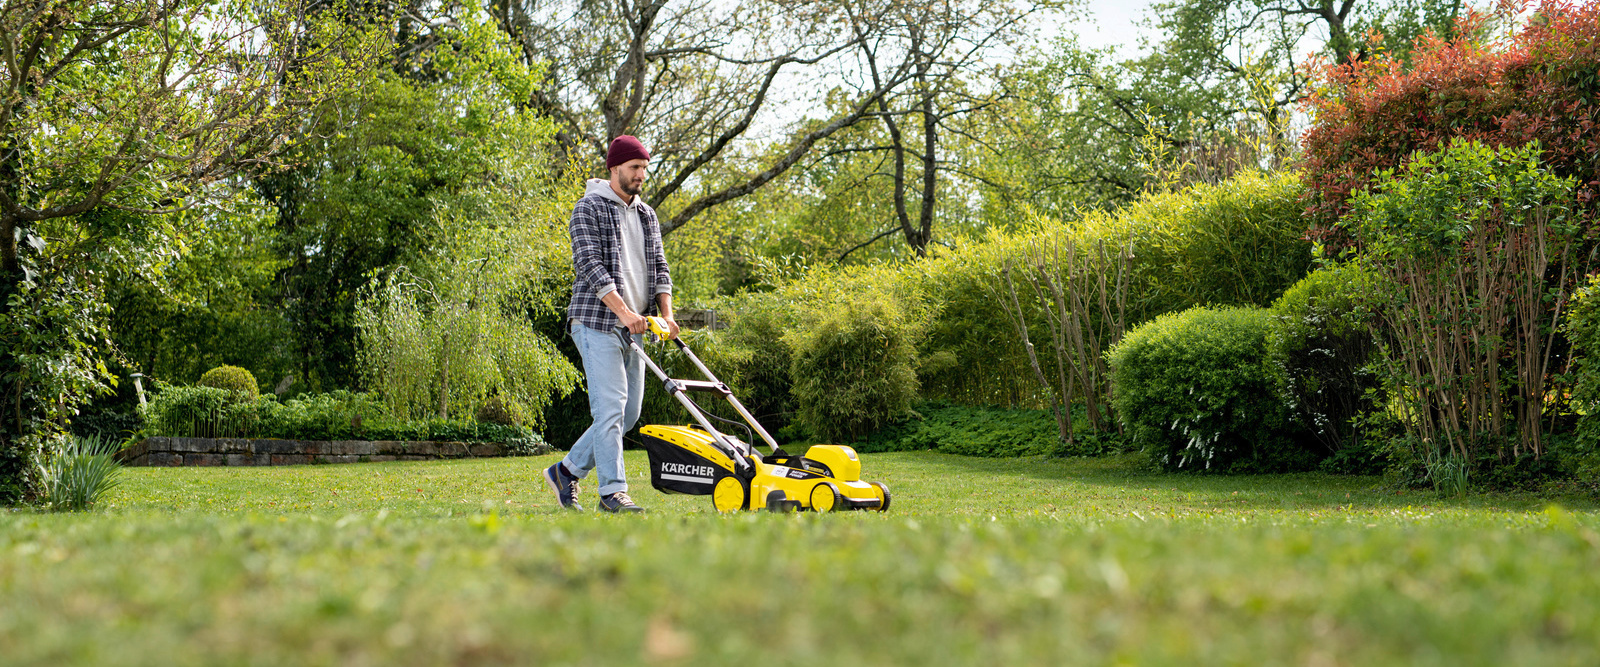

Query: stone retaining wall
[120,437,508,467]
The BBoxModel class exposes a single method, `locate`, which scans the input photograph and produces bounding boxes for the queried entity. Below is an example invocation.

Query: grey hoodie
[585,178,650,316]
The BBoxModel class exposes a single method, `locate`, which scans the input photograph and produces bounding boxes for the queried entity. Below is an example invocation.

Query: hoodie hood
[586,178,636,208]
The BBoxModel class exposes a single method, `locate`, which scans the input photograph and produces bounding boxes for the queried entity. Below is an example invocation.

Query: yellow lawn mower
[620,318,891,513]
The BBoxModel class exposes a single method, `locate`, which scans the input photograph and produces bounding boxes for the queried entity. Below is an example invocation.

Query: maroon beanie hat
[606,135,650,169]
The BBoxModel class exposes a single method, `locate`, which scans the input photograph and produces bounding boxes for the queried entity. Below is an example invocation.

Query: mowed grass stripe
[3,452,1598,666]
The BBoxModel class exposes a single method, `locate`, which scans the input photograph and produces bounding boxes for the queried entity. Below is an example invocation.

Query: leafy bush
[35,435,121,511]
[504,431,553,456]
[475,394,526,426]
[1302,2,1600,251]
[1108,306,1313,472]
[1565,275,1600,444]
[1348,140,1577,462]
[786,294,919,442]
[199,365,260,403]
[709,292,798,433]
[1268,264,1380,457]
[262,391,390,441]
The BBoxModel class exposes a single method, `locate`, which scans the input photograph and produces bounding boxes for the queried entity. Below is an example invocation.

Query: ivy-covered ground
[4,452,1599,666]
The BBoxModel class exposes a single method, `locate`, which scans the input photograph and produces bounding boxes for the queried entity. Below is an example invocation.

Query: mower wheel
[870,482,891,512]
[810,482,840,512]
[712,476,748,512]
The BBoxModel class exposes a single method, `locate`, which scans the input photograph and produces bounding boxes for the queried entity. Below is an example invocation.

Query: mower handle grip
[614,316,675,348]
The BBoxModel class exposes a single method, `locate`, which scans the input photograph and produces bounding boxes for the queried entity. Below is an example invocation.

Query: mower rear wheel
[870,482,891,512]
[809,482,840,512]
[712,476,748,512]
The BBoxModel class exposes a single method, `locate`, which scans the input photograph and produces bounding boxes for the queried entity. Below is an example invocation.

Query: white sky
[1066,1,1160,57]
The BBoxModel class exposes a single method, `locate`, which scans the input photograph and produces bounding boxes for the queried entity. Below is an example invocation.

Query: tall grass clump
[786,290,920,443]
[35,435,121,511]
[140,384,268,438]
[356,269,580,427]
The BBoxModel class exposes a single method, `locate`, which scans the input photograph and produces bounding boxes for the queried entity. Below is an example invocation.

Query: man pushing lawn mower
[544,135,676,514]
[543,135,892,515]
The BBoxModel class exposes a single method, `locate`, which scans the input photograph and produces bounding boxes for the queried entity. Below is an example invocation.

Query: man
[544,135,679,513]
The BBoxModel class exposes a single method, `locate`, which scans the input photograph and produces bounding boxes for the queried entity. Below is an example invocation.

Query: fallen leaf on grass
[643,616,694,661]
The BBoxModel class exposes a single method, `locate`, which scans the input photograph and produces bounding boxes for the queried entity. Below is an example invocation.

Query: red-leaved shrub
[1302,1,1600,252]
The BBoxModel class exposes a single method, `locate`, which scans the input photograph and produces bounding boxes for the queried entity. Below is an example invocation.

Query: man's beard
[621,180,642,197]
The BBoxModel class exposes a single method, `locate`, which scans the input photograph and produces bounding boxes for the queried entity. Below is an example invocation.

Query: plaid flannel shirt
[567,191,673,331]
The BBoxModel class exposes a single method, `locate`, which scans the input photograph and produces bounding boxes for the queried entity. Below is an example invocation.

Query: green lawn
[4,451,1599,666]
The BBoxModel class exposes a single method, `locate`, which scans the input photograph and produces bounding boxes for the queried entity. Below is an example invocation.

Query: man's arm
[571,198,617,298]
[601,291,648,334]
[657,293,679,339]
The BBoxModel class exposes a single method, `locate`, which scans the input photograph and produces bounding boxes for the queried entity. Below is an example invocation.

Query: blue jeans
[561,320,645,496]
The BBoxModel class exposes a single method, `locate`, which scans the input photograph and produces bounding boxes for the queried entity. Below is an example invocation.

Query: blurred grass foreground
[4,451,1599,666]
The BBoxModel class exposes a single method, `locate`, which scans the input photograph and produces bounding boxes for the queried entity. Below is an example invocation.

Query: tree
[0,0,381,502]
[490,0,939,233]
[981,0,1466,218]
[354,164,582,425]
[257,18,544,391]
[841,0,1049,258]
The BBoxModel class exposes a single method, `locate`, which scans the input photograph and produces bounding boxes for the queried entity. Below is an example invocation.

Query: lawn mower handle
[613,319,786,459]
[613,317,682,349]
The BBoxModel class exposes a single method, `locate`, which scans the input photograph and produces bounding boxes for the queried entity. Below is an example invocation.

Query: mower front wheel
[810,482,841,512]
[712,476,749,512]
[870,482,892,512]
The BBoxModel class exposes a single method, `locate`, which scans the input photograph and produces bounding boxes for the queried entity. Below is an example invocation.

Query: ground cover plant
[4,452,1599,666]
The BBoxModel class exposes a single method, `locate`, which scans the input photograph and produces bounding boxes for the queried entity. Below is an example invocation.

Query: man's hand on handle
[618,310,649,334]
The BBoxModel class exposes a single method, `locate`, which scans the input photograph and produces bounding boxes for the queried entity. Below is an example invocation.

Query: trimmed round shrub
[1268,263,1381,461]
[475,395,526,426]
[198,365,259,403]
[1108,306,1313,473]
[786,296,919,443]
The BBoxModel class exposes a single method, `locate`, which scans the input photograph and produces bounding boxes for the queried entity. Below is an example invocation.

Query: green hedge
[662,172,1315,452]
[1108,306,1314,472]
[139,386,545,451]
[553,171,1315,455]
[902,170,1314,409]
[1565,275,1600,448]
[850,403,1134,457]
[1077,170,1313,322]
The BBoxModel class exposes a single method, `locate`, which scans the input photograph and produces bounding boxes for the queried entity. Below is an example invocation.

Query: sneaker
[598,491,644,513]
[543,463,584,511]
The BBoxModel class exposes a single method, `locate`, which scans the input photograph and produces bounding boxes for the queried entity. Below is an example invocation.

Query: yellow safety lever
[646,316,673,342]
